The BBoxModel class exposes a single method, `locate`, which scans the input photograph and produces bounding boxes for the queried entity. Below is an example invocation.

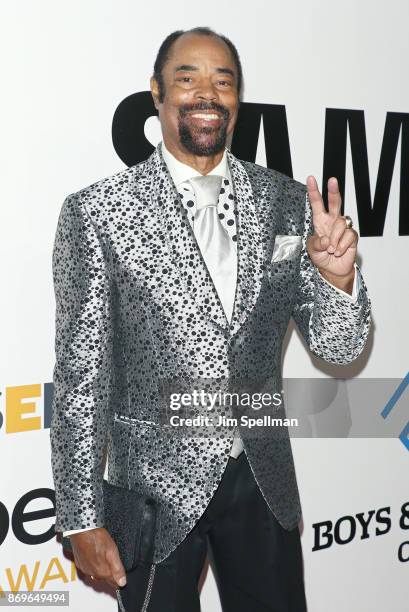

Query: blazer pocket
[114,413,159,428]
[271,235,302,263]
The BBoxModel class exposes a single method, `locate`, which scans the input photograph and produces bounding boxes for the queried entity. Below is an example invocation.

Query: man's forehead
[166,34,235,69]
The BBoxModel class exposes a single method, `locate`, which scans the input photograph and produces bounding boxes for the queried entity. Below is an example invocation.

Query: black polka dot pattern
[177,177,237,244]
[50,143,372,563]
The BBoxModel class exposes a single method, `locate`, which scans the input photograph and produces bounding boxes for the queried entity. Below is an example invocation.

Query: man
[51,27,372,612]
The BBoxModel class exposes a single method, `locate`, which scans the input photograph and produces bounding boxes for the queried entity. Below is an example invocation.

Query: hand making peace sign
[306,176,358,281]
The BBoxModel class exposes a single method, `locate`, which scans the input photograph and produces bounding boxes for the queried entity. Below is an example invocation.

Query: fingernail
[334,250,341,256]
[327,246,335,253]
[118,576,127,587]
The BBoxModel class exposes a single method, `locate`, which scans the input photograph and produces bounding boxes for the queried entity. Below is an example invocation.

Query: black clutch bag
[61,480,158,572]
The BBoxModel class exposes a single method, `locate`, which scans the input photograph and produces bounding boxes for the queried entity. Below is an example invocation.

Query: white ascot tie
[189,175,237,324]
[189,175,243,459]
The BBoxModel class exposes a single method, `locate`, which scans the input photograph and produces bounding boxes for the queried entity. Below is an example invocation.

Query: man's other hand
[69,527,127,589]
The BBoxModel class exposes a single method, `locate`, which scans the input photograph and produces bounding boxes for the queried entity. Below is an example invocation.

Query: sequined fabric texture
[50,144,372,562]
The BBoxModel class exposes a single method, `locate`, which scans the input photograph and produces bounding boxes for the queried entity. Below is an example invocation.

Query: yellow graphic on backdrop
[6,385,41,433]
[0,558,77,592]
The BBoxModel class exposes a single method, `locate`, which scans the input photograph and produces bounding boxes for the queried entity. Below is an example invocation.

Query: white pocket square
[271,235,302,262]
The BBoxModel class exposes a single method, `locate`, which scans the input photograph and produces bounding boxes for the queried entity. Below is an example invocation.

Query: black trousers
[117,452,307,612]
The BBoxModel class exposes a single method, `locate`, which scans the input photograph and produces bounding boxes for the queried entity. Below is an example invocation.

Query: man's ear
[150,76,161,110]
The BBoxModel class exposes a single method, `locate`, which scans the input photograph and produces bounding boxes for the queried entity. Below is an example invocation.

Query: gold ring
[344,215,353,229]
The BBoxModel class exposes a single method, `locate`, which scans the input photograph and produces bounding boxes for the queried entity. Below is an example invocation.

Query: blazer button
[229,336,241,349]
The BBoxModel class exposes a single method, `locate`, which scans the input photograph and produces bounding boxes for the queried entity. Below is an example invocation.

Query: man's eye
[217,80,231,87]
[177,77,192,83]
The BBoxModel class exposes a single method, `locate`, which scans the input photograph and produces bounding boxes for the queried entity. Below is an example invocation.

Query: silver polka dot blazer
[50,143,372,562]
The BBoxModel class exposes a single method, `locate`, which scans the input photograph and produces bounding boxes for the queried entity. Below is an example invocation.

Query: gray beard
[178,123,228,156]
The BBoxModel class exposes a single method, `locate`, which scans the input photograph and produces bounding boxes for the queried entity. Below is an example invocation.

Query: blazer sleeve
[291,189,372,365]
[50,193,113,533]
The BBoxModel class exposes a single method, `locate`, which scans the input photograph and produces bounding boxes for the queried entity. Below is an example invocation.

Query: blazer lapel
[227,151,264,337]
[147,144,229,331]
[143,146,264,337]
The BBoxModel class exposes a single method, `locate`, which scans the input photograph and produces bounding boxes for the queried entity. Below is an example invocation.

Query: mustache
[178,102,230,120]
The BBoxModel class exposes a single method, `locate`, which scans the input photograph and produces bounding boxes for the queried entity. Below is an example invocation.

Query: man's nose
[195,79,218,101]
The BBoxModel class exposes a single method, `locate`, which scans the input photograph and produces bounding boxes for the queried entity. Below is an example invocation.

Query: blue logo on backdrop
[381,372,409,451]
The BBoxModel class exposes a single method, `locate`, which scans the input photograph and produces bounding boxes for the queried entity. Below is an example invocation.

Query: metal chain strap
[116,587,126,612]
[115,563,156,612]
[141,564,156,612]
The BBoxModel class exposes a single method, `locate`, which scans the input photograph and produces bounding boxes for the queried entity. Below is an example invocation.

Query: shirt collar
[161,140,230,187]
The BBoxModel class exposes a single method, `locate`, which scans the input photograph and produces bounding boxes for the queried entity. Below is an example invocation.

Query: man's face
[151,33,240,157]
